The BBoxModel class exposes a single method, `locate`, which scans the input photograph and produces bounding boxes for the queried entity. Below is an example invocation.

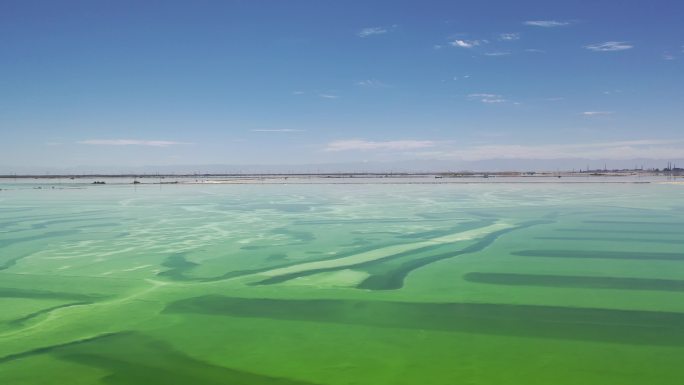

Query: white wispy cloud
[358,27,388,38]
[411,139,684,161]
[325,139,436,152]
[251,129,305,133]
[523,20,572,27]
[484,51,511,56]
[584,41,633,52]
[524,48,545,53]
[663,53,675,60]
[603,89,622,95]
[499,33,520,41]
[468,93,508,103]
[324,138,684,161]
[450,39,483,48]
[582,111,614,116]
[319,93,339,99]
[78,139,186,147]
[355,79,388,88]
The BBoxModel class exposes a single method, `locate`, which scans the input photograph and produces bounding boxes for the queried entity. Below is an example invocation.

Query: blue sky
[1,0,683,172]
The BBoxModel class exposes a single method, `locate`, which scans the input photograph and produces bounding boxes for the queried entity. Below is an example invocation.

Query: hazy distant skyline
[1,0,683,172]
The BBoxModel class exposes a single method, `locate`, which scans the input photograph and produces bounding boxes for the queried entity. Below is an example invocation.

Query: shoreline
[0,170,682,179]
[1,176,682,189]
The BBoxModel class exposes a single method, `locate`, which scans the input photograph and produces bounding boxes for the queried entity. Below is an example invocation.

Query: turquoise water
[1,180,683,384]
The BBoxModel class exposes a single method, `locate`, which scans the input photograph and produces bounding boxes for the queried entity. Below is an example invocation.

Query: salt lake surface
[1,179,683,384]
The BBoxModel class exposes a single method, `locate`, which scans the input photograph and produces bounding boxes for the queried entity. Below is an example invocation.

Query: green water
[1,180,683,384]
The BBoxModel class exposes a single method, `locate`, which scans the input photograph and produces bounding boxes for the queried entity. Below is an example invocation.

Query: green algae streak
[1,179,683,385]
